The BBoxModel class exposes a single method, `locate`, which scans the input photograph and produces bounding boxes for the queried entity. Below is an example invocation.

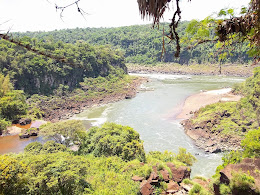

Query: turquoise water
[71,73,245,178]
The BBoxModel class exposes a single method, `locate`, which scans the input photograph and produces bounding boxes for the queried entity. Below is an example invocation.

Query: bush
[79,122,146,162]
[219,184,231,195]
[176,148,196,166]
[0,118,10,134]
[40,120,86,146]
[230,171,255,192]
[241,128,260,158]
[24,142,43,154]
[24,141,68,154]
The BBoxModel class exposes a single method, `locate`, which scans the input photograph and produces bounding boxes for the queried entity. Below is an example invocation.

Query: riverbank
[176,88,241,120]
[127,63,255,77]
[178,88,243,153]
[29,76,148,122]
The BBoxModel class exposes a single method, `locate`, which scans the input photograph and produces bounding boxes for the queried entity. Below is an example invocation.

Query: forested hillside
[14,22,252,65]
[0,37,126,95]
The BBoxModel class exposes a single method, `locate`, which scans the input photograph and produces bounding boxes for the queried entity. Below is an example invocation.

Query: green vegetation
[40,120,86,146]
[241,128,260,158]
[78,122,146,162]
[26,69,139,121]
[230,171,255,192]
[13,23,252,65]
[0,74,27,134]
[191,68,260,138]
[0,122,196,194]
[0,37,126,95]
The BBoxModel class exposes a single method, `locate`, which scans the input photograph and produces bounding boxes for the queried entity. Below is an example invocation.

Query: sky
[0,0,251,32]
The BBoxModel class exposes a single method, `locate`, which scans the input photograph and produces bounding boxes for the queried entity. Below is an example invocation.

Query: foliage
[0,90,27,121]
[79,122,146,162]
[0,74,13,98]
[0,119,10,132]
[21,152,92,194]
[13,23,252,65]
[219,184,231,195]
[24,141,68,154]
[148,150,175,162]
[40,120,86,146]
[175,148,197,166]
[189,183,209,195]
[0,74,28,125]
[230,171,255,192]
[0,37,126,95]
[0,152,142,194]
[241,128,260,158]
[216,150,243,172]
[24,142,43,154]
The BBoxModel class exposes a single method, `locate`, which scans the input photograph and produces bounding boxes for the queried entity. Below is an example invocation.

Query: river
[71,73,245,178]
[0,73,244,178]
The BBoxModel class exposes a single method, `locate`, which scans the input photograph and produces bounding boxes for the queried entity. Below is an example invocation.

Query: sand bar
[176,88,241,120]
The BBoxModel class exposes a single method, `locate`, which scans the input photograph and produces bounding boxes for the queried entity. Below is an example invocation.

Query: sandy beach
[176,88,241,120]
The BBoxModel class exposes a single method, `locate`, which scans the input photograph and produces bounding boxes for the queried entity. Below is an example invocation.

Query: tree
[137,0,259,60]
[0,90,27,121]
[78,122,146,162]
[0,155,28,194]
[40,120,86,146]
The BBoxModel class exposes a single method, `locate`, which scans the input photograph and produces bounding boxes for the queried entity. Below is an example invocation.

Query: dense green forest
[0,37,126,95]
[14,22,252,65]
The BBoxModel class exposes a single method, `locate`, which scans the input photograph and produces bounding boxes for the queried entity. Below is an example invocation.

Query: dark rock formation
[133,163,191,195]
[19,133,30,139]
[182,118,242,153]
[216,158,260,195]
[166,163,191,183]
[140,180,153,195]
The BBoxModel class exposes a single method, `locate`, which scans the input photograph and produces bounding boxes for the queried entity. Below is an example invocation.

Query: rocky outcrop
[19,127,39,139]
[29,77,148,122]
[220,158,260,190]
[214,158,260,195]
[166,163,191,183]
[181,117,242,153]
[132,163,191,195]
[13,118,32,125]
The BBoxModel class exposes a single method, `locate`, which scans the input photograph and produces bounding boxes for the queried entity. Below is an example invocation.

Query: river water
[0,73,244,178]
[71,73,245,178]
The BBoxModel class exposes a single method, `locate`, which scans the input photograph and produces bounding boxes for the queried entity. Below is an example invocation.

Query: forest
[14,22,252,65]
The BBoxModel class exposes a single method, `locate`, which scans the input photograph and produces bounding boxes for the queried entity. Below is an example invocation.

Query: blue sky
[0,0,250,32]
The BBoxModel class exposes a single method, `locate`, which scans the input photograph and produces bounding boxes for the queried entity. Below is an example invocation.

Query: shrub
[230,171,255,191]
[176,148,196,166]
[24,142,43,154]
[79,122,146,162]
[219,184,231,195]
[241,128,260,158]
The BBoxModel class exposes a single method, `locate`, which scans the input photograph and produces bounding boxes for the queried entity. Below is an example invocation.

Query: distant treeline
[14,22,252,65]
